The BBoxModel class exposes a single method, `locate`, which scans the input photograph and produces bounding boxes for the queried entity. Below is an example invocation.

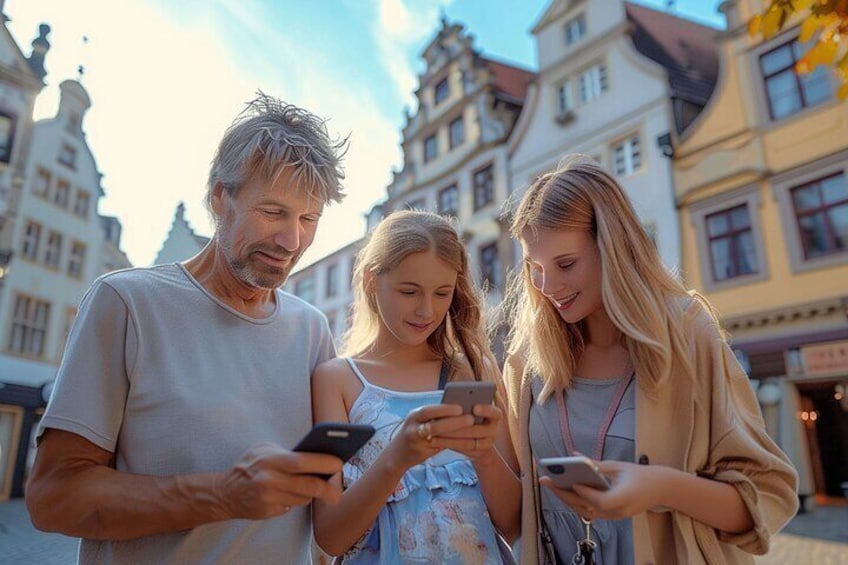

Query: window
[54,179,71,208]
[473,164,495,210]
[438,184,459,216]
[294,276,315,303]
[792,173,848,259]
[449,116,464,149]
[74,190,90,218]
[579,64,608,103]
[326,263,340,298]
[0,111,16,164]
[8,295,50,357]
[33,168,51,198]
[434,77,450,105]
[68,241,86,279]
[45,231,63,269]
[760,39,832,120]
[479,242,502,290]
[58,143,77,168]
[690,184,768,289]
[556,81,574,118]
[564,13,586,46]
[21,221,41,261]
[612,135,642,176]
[706,205,758,281]
[424,134,438,163]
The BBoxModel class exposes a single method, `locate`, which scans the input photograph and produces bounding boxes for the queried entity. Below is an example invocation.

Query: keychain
[570,517,597,565]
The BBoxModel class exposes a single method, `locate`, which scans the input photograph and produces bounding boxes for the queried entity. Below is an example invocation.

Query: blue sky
[7,0,725,268]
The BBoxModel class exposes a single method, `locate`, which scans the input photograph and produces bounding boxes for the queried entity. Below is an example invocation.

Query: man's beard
[225,243,297,289]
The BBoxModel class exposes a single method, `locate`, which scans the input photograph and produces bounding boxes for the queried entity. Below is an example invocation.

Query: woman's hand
[540,459,665,520]
[381,404,474,473]
[433,403,503,464]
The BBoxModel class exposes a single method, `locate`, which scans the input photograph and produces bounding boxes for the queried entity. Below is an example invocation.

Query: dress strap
[344,357,372,388]
[437,359,450,390]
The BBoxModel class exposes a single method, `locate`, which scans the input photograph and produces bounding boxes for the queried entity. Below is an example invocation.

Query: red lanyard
[555,371,634,460]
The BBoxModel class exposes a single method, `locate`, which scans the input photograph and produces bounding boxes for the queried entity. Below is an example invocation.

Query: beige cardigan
[503,301,799,565]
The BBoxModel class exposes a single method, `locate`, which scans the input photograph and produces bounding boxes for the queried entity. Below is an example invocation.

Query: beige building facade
[673,0,848,509]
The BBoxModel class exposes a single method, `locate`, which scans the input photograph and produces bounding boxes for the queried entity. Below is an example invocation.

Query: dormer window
[434,77,450,106]
[565,13,586,46]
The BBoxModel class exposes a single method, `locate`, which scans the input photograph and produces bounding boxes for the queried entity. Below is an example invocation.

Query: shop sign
[801,340,848,376]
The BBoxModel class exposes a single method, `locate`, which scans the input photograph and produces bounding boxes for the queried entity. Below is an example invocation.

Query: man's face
[212,170,323,289]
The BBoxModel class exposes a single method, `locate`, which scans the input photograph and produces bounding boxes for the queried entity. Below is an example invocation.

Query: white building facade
[154,202,210,265]
[0,9,131,499]
[508,0,719,270]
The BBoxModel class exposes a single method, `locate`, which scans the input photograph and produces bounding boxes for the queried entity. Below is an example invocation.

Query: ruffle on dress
[344,456,479,502]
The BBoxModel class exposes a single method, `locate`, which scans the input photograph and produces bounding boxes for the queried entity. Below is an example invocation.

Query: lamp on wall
[656,132,674,158]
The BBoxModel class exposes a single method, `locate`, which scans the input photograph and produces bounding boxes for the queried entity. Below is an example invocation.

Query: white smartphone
[441,380,496,424]
[538,455,611,491]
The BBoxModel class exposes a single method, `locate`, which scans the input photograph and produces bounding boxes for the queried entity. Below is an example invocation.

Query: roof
[483,58,535,103]
[624,2,720,107]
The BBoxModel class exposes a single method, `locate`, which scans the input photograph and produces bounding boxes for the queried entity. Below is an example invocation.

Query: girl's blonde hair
[343,210,498,382]
[504,154,700,401]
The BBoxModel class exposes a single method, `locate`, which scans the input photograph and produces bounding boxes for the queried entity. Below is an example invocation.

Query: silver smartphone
[441,380,496,424]
[538,455,611,491]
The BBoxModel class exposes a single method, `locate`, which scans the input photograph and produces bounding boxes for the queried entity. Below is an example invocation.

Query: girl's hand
[382,404,473,472]
[433,403,503,463]
[539,459,665,520]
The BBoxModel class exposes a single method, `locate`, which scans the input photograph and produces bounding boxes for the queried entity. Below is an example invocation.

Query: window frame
[611,134,642,177]
[424,134,438,163]
[68,240,86,279]
[689,183,768,291]
[0,110,17,164]
[579,63,608,104]
[758,36,833,122]
[704,204,759,282]
[564,13,586,46]
[44,230,63,270]
[438,184,459,217]
[479,241,502,291]
[74,190,91,219]
[449,116,464,149]
[58,143,77,169]
[473,163,495,211]
[771,151,848,273]
[21,221,42,262]
[7,294,51,358]
[434,77,450,106]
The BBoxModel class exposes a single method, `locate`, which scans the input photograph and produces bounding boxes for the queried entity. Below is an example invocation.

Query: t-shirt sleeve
[315,314,336,368]
[37,279,135,452]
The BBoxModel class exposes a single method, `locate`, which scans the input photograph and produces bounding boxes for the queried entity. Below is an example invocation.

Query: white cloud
[7,0,412,268]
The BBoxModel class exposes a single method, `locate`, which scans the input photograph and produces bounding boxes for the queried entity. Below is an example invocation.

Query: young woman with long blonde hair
[502,155,797,564]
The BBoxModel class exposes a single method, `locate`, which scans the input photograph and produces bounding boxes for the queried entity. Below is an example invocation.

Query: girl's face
[371,250,458,348]
[521,228,604,324]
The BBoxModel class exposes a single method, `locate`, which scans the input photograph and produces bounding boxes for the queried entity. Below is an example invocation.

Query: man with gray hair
[26,93,348,564]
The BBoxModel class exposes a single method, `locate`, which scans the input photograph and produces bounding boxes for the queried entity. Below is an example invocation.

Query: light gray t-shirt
[37,263,335,565]
[530,375,635,565]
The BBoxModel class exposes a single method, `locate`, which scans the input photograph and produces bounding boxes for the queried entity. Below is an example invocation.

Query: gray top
[38,263,335,565]
[529,375,636,565]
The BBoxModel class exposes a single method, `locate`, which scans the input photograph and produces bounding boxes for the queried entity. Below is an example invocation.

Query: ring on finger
[417,423,427,439]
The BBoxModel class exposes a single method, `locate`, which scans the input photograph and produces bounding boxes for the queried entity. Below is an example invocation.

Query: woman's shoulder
[313,356,356,385]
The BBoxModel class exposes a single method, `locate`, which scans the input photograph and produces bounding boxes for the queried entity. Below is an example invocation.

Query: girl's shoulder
[313,356,360,389]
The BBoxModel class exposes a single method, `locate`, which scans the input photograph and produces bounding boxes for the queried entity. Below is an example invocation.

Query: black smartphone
[293,422,375,479]
[538,455,611,491]
[441,380,496,424]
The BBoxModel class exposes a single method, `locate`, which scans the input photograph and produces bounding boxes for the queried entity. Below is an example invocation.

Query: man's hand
[215,442,343,519]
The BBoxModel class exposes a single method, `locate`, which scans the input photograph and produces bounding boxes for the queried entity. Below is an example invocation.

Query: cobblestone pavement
[2,498,846,564]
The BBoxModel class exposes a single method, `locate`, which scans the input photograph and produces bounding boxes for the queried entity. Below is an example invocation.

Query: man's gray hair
[206,92,348,212]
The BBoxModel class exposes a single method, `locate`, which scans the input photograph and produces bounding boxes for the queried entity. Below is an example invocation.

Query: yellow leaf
[794,0,816,12]
[803,37,839,70]
[761,7,785,39]
[837,81,848,100]
[799,16,824,43]
[748,15,762,37]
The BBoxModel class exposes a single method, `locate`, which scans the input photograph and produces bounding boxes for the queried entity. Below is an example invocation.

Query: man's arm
[26,428,343,540]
